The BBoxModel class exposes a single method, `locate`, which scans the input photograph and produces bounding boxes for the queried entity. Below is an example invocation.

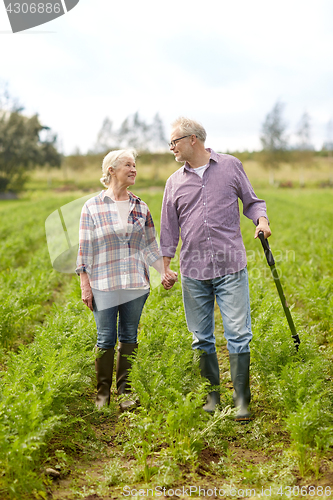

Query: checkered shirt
[76,190,160,291]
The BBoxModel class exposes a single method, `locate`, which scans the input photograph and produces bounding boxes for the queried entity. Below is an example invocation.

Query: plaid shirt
[76,190,160,291]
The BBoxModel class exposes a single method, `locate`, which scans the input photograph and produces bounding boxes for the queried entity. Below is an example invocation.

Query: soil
[49,410,333,500]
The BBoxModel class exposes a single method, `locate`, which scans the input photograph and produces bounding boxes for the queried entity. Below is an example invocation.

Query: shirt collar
[99,189,140,203]
[183,148,218,173]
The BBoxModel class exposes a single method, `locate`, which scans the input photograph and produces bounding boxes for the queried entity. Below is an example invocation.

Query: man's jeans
[93,291,149,349]
[181,268,252,355]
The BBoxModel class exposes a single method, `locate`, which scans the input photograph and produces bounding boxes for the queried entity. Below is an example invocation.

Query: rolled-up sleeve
[75,204,94,274]
[160,178,180,257]
[142,210,161,266]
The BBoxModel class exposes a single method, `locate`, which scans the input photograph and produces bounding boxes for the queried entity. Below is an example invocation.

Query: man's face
[169,128,193,163]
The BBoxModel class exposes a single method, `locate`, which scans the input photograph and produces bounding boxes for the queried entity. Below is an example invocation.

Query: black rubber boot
[95,346,115,408]
[116,342,138,412]
[199,352,220,413]
[229,352,252,422]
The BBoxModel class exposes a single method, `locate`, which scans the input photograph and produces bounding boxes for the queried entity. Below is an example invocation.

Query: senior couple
[76,117,271,419]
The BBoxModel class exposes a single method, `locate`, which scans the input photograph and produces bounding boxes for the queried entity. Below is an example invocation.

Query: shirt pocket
[132,216,146,233]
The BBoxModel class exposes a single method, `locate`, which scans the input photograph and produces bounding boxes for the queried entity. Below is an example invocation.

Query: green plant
[104,457,130,486]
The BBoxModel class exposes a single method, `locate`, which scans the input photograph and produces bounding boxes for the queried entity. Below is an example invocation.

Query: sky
[0,0,332,154]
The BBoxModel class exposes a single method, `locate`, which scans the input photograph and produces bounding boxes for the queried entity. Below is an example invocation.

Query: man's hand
[162,269,178,290]
[161,256,178,290]
[80,272,93,311]
[255,217,271,239]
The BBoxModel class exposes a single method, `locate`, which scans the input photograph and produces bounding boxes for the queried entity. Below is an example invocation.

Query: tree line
[0,84,332,192]
[260,100,333,185]
[93,112,167,154]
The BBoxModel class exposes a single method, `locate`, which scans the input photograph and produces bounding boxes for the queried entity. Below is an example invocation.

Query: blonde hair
[100,148,137,187]
[171,117,207,143]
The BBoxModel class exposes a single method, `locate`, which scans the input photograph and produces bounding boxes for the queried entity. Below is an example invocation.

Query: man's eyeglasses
[168,135,193,148]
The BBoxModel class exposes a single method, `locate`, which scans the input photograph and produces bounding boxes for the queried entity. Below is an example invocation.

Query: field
[0,159,333,500]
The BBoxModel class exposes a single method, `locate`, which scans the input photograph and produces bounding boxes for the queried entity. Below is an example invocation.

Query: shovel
[258,231,300,351]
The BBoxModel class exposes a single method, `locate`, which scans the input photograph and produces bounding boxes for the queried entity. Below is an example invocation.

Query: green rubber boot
[200,352,220,413]
[95,347,115,408]
[229,352,252,422]
[116,342,138,412]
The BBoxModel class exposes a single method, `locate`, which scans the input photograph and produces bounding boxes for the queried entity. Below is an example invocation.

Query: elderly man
[160,117,271,420]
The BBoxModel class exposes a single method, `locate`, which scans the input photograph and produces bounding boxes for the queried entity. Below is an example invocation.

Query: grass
[0,163,333,498]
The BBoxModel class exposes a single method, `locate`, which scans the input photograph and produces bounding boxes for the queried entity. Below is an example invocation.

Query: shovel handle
[258,231,275,266]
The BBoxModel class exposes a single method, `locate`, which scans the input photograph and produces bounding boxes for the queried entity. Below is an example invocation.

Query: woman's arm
[76,203,94,311]
[80,272,93,311]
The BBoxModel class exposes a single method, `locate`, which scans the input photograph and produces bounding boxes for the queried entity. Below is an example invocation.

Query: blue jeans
[93,291,149,349]
[181,268,252,355]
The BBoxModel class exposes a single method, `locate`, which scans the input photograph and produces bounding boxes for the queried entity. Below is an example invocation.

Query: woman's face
[111,156,137,187]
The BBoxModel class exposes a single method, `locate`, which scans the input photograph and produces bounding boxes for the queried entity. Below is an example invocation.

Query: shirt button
[203,202,206,205]
[202,185,205,187]
[207,237,210,240]
[204,220,206,223]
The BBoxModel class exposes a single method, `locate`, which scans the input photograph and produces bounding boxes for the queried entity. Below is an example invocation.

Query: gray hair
[171,117,207,143]
[100,148,137,187]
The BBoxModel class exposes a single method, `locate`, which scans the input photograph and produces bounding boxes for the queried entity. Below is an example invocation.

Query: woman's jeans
[93,290,149,349]
[181,268,252,355]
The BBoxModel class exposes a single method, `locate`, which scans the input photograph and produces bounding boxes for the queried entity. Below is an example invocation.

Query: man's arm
[160,178,180,290]
[233,158,271,239]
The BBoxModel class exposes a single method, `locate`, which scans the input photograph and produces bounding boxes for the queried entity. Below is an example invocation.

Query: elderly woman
[76,149,175,411]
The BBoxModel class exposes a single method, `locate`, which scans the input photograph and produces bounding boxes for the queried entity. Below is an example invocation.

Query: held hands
[254,217,271,239]
[161,268,178,290]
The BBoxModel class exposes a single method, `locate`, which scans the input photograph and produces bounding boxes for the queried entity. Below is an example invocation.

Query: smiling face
[169,127,194,163]
[110,155,137,188]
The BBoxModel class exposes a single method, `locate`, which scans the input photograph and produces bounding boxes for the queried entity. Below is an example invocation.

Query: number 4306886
[277,485,332,496]
[6,3,62,14]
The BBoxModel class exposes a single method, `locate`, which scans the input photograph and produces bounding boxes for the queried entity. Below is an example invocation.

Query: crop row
[0,196,76,350]
[0,190,332,497]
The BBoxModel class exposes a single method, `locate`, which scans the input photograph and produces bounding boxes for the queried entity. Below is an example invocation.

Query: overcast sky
[1,0,332,154]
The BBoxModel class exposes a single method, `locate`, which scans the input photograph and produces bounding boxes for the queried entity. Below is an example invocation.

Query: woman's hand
[161,256,178,290]
[162,269,178,290]
[80,273,93,311]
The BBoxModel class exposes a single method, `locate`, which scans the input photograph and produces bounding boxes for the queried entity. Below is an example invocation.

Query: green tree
[0,90,61,192]
[260,101,289,185]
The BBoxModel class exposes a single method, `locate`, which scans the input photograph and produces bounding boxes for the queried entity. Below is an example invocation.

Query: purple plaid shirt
[76,190,160,291]
[160,149,268,280]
